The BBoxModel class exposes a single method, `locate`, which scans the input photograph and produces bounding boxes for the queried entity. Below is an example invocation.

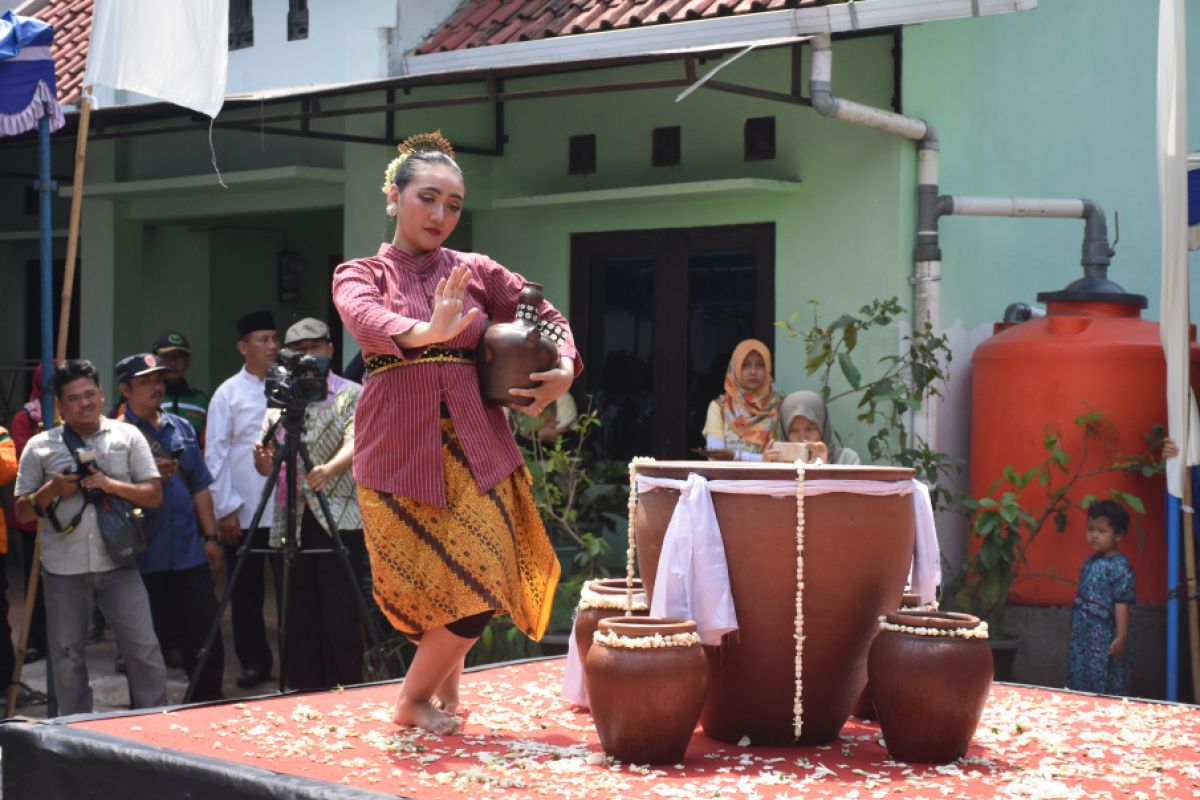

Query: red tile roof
[417,0,848,54]
[17,0,93,105]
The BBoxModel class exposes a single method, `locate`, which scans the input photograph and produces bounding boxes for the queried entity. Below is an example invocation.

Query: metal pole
[37,110,54,423]
[1167,491,1180,701]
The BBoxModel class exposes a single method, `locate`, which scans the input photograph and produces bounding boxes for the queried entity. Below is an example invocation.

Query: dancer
[333,131,579,735]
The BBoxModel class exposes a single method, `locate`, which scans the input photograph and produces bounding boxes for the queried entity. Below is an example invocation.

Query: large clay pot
[634,460,916,745]
[477,282,560,407]
[584,616,708,765]
[573,578,648,667]
[852,592,926,720]
[868,610,993,764]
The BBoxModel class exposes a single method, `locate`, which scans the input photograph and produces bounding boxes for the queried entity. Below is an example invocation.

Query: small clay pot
[852,593,927,720]
[868,610,993,764]
[585,616,708,765]
[574,578,648,667]
[477,282,560,407]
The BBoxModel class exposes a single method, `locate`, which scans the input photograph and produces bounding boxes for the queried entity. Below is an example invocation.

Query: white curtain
[84,0,229,118]
[1158,0,1199,499]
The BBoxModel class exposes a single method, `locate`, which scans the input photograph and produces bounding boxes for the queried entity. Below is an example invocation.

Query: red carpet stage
[2,657,1199,799]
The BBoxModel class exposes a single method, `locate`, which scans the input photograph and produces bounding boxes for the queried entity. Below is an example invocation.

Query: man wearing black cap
[116,353,226,701]
[152,332,210,442]
[204,312,280,689]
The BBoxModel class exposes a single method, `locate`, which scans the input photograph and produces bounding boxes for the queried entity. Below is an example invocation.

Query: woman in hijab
[765,390,861,465]
[701,339,783,461]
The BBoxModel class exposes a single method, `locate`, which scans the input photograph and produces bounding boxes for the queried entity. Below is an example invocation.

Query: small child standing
[1066,500,1135,695]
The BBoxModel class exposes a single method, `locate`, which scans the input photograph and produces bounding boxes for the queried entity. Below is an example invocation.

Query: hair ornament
[381,130,457,194]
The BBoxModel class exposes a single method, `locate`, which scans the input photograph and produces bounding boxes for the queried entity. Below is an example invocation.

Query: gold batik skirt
[357,418,560,640]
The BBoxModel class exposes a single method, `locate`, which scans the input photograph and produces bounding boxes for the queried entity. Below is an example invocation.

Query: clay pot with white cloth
[630,460,938,746]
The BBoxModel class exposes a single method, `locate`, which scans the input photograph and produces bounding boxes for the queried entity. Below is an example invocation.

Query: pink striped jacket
[332,243,581,507]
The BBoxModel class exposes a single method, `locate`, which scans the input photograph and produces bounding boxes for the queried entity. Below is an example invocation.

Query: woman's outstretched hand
[511,358,575,416]
[391,264,480,349]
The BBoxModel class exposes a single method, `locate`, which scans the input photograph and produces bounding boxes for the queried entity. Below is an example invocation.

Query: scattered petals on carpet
[74,660,1200,799]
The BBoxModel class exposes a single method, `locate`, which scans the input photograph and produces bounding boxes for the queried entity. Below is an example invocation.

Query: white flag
[84,0,228,118]
[1157,0,1199,498]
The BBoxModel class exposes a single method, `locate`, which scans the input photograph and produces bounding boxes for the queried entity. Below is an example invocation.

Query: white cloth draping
[1157,0,1200,498]
[648,473,739,646]
[84,0,228,118]
[635,475,941,604]
[559,472,942,707]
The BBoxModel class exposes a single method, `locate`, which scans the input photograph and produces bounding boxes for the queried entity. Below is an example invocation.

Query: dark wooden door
[570,223,775,460]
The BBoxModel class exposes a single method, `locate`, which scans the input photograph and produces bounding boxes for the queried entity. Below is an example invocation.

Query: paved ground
[6,557,283,719]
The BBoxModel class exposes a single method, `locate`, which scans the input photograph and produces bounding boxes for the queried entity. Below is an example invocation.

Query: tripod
[184,402,391,703]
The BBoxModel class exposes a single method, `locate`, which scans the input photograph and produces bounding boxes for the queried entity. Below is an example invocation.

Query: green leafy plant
[952,410,1161,631]
[513,402,628,581]
[777,297,959,508]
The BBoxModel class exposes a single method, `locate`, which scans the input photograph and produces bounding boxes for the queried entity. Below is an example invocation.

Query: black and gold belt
[364,347,476,378]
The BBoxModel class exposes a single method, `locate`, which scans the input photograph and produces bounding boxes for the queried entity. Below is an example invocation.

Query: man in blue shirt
[115,354,225,701]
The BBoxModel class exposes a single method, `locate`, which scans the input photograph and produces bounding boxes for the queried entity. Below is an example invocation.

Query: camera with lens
[69,447,106,502]
[264,348,330,411]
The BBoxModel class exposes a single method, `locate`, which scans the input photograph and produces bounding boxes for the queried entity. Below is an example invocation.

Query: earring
[386,202,398,217]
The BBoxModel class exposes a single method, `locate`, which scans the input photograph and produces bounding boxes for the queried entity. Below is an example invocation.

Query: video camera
[264,348,330,411]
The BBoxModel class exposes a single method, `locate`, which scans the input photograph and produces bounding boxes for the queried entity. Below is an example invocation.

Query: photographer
[13,360,167,715]
[116,354,225,701]
[252,318,367,691]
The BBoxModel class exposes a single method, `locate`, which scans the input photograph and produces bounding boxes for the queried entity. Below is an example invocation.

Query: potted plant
[778,296,960,510]
[951,410,1160,678]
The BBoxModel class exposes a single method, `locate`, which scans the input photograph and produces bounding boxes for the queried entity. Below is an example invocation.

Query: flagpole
[1186,470,1200,698]
[55,85,92,363]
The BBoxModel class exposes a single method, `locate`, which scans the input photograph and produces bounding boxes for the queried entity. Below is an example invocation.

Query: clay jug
[477,282,560,407]
[585,616,708,765]
[852,592,925,720]
[868,610,993,764]
[573,578,648,667]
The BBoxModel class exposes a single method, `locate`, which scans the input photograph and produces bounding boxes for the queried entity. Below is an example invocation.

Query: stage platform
[2,656,1198,799]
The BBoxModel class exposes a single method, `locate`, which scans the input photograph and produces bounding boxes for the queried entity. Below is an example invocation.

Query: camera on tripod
[264,348,330,411]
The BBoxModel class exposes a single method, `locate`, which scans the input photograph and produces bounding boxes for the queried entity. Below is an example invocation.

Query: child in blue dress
[1066,500,1135,695]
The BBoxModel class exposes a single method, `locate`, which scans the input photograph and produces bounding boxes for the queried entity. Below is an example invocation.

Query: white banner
[1158,0,1199,498]
[84,0,228,118]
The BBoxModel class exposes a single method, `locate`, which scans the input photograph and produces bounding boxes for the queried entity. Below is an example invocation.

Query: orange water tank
[970,277,1200,607]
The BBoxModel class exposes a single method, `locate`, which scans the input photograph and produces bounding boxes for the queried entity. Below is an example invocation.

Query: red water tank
[970,278,1200,607]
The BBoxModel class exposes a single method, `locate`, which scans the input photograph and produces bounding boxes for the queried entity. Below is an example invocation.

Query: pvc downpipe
[809,34,942,451]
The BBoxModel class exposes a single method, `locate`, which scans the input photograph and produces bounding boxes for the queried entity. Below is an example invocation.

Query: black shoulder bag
[58,426,146,567]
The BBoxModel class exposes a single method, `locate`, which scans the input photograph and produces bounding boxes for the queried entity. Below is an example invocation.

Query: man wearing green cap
[152,332,210,443]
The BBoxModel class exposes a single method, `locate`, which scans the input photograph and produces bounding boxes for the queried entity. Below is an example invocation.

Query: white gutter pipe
[403,0,1038,77]
[809,33,944,451]
[808,34,1116,458]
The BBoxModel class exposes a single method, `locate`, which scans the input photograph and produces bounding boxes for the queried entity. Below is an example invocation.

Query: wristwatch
[203,534,219,544]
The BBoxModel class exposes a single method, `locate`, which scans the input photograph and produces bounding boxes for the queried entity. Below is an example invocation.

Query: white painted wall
[225,0,462,95]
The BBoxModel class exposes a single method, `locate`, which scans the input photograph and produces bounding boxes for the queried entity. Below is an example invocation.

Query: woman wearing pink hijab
[701,339,784,461]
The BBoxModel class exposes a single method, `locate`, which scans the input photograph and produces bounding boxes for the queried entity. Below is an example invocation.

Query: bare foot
[431,681,460,717]
[431,660,463,716]
[393,696,460,735]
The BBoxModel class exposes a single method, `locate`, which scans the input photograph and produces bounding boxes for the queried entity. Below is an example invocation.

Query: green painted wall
[334,34,910,460]
[903,0,1200,329]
